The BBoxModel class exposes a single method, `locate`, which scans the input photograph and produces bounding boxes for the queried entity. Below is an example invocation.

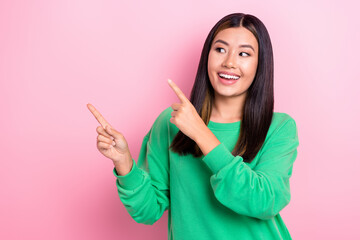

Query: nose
[222,52,237,69]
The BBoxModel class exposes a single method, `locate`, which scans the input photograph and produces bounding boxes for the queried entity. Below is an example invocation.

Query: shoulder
[144,107,179,145]
[154,106,173,123]
[149,107,176,134]
[271,112,297,129]
[264,112,298,144]
[150,107,172,132]
[141,107,173,144]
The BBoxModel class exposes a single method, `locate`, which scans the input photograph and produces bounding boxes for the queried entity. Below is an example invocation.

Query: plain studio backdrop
[0,0,359,239]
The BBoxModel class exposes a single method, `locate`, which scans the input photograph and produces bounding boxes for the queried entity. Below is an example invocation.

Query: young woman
[88,13,299,240]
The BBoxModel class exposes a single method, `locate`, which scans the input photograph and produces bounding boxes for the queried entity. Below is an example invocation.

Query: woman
[88,12,299,240]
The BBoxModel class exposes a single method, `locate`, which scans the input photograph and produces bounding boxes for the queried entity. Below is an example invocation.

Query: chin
[215,90,240,98]
[215,86,247,98]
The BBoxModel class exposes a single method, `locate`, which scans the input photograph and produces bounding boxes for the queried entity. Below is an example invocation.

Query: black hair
[170,13,274,163]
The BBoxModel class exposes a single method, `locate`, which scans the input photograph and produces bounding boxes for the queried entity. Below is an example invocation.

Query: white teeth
[219,73,239,80]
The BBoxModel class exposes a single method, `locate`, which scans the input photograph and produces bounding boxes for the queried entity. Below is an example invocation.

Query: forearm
[202,143,293,220]
[194,125,221,156]
[113,163,169,225]
[211,159,290,219]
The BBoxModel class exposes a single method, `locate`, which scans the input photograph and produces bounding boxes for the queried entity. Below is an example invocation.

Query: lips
[218,71,240,79]
[217,74,238,86]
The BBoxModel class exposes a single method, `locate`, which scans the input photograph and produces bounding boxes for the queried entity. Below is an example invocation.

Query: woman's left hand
[167,79,207,142]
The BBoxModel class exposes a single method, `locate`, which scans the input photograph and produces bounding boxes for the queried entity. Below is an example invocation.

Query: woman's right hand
[87,103,133,175]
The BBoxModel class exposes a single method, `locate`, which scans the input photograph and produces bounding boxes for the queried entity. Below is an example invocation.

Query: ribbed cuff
[202,143,235,173]
[113,158,144,190]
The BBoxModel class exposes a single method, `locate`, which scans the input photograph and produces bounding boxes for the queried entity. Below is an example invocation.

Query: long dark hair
[170,13,274,163]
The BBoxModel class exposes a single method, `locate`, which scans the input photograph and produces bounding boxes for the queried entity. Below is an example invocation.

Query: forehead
[212,27,258,50]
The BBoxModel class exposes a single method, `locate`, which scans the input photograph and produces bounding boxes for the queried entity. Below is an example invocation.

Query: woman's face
[207,27,259,100]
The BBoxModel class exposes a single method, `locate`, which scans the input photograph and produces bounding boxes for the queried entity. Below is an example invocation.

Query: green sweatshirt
[113,107,299,240]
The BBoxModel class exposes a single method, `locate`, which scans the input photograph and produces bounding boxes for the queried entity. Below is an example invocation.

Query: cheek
[207,52,221,71]
[207,61,217,87]
[207,54,214,70]
[207,55,217,79]
[243,59,258,76]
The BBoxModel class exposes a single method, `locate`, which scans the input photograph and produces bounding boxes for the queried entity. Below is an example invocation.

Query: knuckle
[171,103,178,110]
[96,126,103,133]
[98,142,108,149]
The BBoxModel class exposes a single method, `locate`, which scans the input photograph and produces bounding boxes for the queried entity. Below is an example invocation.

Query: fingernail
[168,79,172,83]
[112,141,116,146]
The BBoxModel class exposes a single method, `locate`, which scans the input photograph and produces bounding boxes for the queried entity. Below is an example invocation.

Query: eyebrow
[213,39,255,52]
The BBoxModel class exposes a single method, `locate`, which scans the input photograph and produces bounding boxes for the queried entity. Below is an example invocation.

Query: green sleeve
[202,118,299,220]
[112,109,170,225]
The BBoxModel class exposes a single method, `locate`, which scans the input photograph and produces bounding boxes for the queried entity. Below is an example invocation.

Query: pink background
[1,0,359,239]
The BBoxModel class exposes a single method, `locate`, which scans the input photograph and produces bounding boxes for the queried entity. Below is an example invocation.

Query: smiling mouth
[218,73,240,80]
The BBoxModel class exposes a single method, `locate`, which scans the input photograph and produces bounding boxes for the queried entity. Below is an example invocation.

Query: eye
[240,52,250,57]
[215,47,225,53]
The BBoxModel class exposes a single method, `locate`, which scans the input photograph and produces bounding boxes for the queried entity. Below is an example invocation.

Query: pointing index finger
[168,79,189,103]
[87,103,112,129]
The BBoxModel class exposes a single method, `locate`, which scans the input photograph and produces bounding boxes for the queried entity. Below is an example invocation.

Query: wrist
[194,125,220,156]
[113,153,133,176]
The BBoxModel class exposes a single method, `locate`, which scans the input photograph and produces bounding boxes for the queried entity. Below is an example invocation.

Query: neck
[210,92,246,123]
